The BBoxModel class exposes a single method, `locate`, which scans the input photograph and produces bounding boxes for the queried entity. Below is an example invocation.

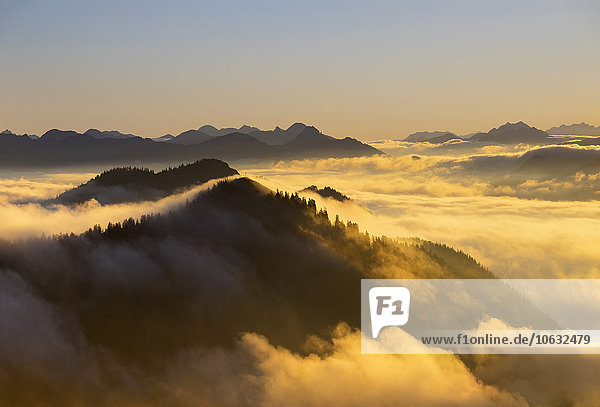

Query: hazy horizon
[2,0,599,141]
[3,119,600,142]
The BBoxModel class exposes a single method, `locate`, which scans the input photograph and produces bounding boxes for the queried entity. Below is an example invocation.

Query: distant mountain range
[166,129,214,145]
[0,123,381,168]
[164,123,325,146]
[197,124,259,137]
[83,129,138,139]
[1,129,39,140]
[468,121,552,144]
[546,123,600,136]
[404,122,555,145]
[47,159,238,205]
[247,123,308,145]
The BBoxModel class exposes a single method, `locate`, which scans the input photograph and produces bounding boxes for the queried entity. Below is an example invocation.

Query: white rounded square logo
[369,286,411,338]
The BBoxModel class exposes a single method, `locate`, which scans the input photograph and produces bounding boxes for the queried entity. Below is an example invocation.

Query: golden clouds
[0,176,231,239]
[244,152,600,278]
[164,326,526,407]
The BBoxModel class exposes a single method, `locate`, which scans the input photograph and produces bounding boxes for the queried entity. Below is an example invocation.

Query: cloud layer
[245,150,600,278]
[1,150,600,405]
[0,177,231,239]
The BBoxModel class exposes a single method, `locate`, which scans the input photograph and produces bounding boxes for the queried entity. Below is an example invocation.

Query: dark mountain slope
[84,129,138,139]
[280,126,381,158]
[198,124,259,137]
[249,122,308,145]
[194,132,275,158]
[41,128,81,141]
[0,130,190,167]
[1,129,38,139]
[156,134,175,141]
[0,178,494,361]
[168,129,214,145]
[0,177,558,405]
[48,159,238,205]
[301,185,350,202]
[283,126,334,146]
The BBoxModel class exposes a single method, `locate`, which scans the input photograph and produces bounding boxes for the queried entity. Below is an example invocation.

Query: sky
[1,0,599,140]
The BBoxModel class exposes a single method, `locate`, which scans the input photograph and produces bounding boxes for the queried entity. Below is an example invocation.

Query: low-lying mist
[0,171,599,406]
[244,149,600,278]
[0,178,521,406]
[0,176,235,239]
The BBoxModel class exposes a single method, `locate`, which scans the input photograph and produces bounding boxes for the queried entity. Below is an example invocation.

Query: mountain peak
[50,159,238,205]
[169,129,213,145]
[1,123,383,167]
[197,124,258,137]
[84,129,137,139]
[490,121,535,136]
[283,126,341,150]
[500,121,529,129]
[197,125,219,136]
[467,121,549,144]
[546,122,600,136]
[296,126,321,137]
[41,129,82,141]
[239,125,259,133]
[286,122,307,134]
[301,185,350,202]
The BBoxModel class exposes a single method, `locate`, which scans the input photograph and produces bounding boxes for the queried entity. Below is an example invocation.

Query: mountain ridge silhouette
[47,159,238,205]
[0,124,381,168]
